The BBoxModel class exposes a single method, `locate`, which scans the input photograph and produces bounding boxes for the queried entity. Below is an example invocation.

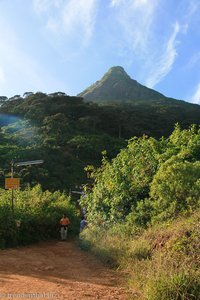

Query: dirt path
[0,240,136,299]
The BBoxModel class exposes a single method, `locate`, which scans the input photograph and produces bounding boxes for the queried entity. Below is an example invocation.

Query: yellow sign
[5,178,20,189]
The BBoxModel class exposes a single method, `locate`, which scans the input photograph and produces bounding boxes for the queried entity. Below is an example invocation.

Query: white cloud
[61,0,97,46]
[191,82,200,104]
[109,0,180,87]
[33,0,97,47]
[133,0,149,8]
[109,1,195,88]
[146,22,180,88]
[113,0,159,57]
[185,0,200,19]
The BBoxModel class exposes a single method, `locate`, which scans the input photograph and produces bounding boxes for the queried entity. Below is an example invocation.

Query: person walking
[80,216,87,233]
[60,214,70,240]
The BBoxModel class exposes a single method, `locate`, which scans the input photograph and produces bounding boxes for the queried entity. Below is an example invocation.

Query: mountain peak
[107,66,127,74]
[78,66,165,103]
[109,66,125,71]
[103,66,131,80]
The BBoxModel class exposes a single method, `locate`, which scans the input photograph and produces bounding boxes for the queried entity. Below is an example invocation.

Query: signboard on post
[14,160,44,167]
[5,178,20,189]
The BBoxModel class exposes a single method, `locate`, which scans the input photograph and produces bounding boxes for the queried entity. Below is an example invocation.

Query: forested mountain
[78,66,200,128]
[0,93,126,191]
[78,66,166,103]
[0,67,200,191]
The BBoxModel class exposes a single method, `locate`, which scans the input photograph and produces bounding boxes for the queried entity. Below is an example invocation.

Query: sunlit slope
[78,66,167,103]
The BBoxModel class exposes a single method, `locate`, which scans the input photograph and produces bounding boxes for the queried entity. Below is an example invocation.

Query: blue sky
[0,0,200,104]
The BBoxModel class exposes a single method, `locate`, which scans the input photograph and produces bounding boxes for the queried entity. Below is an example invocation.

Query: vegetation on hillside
[0,185,79,249]
[80,125,200,225]
[0,86,200,299]
[80,125,200,299]
[0,92,200,192]
[80,212,200,300]
[78,66,165,102]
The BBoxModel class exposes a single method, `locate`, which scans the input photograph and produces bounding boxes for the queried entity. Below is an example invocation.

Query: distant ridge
[78,66,166,103]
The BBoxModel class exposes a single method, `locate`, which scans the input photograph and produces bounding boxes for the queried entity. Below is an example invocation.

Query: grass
[80,209,200,299]
[146,272,200,300]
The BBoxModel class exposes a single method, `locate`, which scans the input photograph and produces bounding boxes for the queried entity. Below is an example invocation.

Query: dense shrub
[78,126,200,299]
[0,185,79,248]
[0,204,17,248]
[81,125,200,226]
[150,157,200,223]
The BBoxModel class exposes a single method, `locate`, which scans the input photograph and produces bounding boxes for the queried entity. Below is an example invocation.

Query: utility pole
[7,159,44,214]
[11,160,14,214]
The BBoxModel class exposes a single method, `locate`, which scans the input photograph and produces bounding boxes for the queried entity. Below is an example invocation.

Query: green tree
[81,135,162,223]
[150,156,200,222]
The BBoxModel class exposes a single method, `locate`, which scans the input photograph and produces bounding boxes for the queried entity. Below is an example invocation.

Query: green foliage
[146,272,200,300]
[150,157,200,223]
[125,198,153,228]
[0,93,129,191]
[0,203,17,248]
[1,90,200,192]
[81,136,161,223]
[1,82,200,298]
[169,124,200,160]
[0,185,79,248]
[81,125,200,227]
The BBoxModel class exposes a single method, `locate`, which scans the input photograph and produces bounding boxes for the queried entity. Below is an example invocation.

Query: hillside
[0,70,200,191]
[78,66,200,120]
[0,76,200,299]
[80,125,200,299]
[78,66,166,103]
[78,66,173,103]
[77,65,200,136]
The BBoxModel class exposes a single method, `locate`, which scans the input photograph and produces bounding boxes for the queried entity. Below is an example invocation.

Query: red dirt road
[0,240,136,299]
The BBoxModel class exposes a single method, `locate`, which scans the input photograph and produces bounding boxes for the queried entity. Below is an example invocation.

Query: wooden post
[11,161,14,214]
